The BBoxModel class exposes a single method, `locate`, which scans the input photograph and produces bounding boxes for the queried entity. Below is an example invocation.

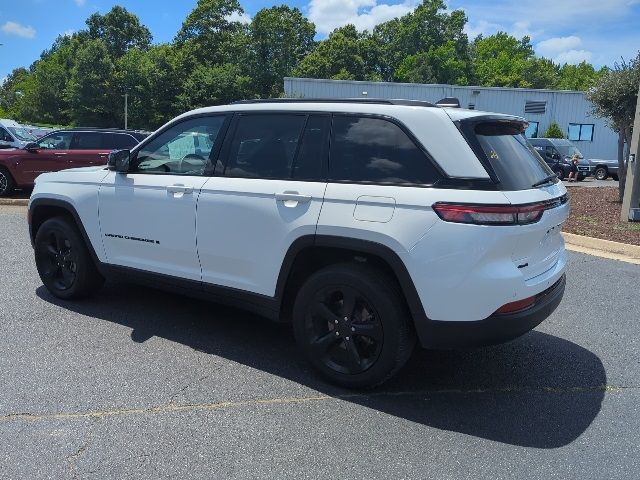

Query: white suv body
[29,100,568,387]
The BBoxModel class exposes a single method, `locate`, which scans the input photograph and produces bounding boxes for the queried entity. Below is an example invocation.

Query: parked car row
[0,128,148,196]
[529,138,593,181]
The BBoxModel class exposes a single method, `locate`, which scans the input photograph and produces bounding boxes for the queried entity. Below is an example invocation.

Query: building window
[568,123,594,141]
[524,101,546,114]
[525,121,539,138]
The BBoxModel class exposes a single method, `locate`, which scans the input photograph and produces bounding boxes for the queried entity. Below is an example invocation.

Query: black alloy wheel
[34,217,104,299]
[305,285,384,375]
[36,229,78,291]
[293,263,415,388]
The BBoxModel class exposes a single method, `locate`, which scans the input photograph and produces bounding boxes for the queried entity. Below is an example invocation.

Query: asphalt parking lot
[1,205,639,479]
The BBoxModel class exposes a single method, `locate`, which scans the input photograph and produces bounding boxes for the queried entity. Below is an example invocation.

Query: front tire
[292,263,415,389]
[34,216,104,299]
[0,167,15,197]
[594,167,608,180]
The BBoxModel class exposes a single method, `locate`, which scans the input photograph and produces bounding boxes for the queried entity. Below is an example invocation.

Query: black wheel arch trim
[29,198,103,272]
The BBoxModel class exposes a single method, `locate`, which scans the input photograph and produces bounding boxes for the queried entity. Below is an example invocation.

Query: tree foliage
[543,122,565,139]
[0,1,623,133]
[587,53,640,199]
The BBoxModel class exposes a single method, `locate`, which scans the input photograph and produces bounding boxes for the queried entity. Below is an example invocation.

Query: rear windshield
[472,122,555,191]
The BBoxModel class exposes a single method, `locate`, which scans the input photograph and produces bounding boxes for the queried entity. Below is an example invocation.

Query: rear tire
[34,216,104,299]
[554,168,565,180]
[612,174,619,181]
[594,167,608,180]
[0,167,15,197]
[292,263,415,389]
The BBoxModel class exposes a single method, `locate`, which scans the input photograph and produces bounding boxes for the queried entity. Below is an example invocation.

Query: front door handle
[54,152,68,156]
[167,184,193,194]
[275,191,312,203]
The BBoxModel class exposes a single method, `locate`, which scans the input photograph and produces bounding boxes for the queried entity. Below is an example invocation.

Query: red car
[0,128,148,196]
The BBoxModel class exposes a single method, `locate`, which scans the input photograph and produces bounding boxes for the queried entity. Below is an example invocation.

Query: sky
[1,0,640,83]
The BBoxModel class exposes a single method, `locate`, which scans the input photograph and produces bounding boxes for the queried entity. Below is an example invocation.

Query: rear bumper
[416,274,566,349]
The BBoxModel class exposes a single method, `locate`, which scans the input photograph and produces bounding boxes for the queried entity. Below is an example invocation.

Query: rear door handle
[54,152,67,156]
[167,184,193,194]
[275,191,312,203]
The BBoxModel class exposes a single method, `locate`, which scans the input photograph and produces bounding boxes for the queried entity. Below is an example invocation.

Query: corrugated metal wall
[284,78,617,160]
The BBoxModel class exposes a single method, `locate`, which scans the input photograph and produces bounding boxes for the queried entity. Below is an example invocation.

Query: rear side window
[224,114,306,179]
[329,116,439,185]
[467,122,555,191]
[71,132,103,149]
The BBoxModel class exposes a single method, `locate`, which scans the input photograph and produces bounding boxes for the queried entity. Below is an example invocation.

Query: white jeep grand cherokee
[28,99,568,388]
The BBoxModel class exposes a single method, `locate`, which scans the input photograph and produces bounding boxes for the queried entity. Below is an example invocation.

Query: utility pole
[124,93,128,130]
[621,84,640,221]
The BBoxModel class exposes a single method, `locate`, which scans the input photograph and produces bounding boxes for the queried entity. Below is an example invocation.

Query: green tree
[65,39,118,127]
[395,41,471,84]
[292,25,371,81]
[557,61,606,91]
[543,121,564,138]
[87,6,152,58]
[249,6,315,97]
[176,64,253,111]
[472,32,559,88]
[175,0,248,65]
[0,67,30,115]
[373,0,472,83]
[587,53,640,200]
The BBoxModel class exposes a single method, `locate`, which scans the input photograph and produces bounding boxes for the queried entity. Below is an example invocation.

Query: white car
[28,99,569,388]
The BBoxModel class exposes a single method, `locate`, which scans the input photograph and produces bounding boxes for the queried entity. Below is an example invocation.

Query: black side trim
[101,264,280,321]
[29,198,103,272]
[417,274,566,349]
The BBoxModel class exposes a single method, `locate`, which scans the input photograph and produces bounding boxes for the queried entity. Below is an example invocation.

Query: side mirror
[107,149,131,173]
[24,142,40,152]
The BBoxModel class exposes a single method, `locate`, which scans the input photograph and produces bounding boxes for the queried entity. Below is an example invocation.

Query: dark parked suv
[0,128,148,196]
[529,138,592,181]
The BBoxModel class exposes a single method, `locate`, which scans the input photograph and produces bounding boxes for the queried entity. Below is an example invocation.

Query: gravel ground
[1,206,640,479]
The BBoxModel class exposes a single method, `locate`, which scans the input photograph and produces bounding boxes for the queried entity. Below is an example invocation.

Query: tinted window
[108,133,138,149]
[329,116,439,185]
[292,116,329,180]
[71,132,103,149]
[38,132,74,150]
[473,122,554,190]
[224,114,306,179]
[0,128,12,142]
[133,116,226,175]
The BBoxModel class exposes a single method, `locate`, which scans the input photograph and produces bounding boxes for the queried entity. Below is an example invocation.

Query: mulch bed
[564,187,640,246]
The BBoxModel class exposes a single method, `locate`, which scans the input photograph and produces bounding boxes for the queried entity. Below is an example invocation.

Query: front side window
[568,123,594,141]
[109,133,138,150]
[38,132,74,150]
[132,116,227,175]
[329,116,439,185]
[224,114,306,179]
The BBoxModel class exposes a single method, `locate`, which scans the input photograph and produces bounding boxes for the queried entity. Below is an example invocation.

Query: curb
[0,198,28,206]
[563,232,640,265]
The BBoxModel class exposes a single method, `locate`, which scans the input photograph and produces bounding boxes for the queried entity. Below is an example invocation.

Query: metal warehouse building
[284,77,617,161]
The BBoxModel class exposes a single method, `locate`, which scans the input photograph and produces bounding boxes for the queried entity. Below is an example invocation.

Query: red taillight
[495,296,536,314]
[433,202,546,226]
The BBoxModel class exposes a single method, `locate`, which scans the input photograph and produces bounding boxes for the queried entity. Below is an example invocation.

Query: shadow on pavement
[37,281,606,449]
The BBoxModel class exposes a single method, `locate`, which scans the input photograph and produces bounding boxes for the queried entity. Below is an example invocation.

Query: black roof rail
[231,98,437,107]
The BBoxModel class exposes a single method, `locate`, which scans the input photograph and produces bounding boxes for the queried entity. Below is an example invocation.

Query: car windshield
[8,127,37,142]
[556,145,583,158]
